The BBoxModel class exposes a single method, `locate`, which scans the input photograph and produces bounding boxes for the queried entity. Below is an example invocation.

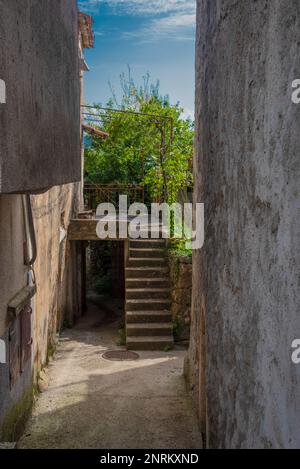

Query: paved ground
[18,298,202,449]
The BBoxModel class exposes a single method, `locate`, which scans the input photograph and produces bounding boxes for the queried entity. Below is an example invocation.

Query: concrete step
[126,311,172,323]
[128,229,168,240]
[126,288,170,300]
[126,278,170,289]
[126,299,171,311]
[129,239,166,249]
[129,248,165,258]
[125,267,169,278]
[127,257,167,268]
[127,336,174,351]
[127,323,172,337]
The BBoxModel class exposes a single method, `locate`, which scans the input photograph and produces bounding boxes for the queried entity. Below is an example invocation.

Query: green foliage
[93,272,112,296]
[173,317,185,342]
[63,319,73,329]
[167,239,192,282]
[84,68,194,203]
[167,239,192,258]
[2,386,34,441]
[164,344,173,352]
[87,241,113,296]
[117,328,127,346]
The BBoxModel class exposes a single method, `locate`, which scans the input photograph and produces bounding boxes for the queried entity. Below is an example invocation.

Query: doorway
[84,239,125,345]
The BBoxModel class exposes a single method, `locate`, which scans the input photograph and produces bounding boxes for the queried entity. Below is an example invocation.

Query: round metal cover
[102,350,139,361]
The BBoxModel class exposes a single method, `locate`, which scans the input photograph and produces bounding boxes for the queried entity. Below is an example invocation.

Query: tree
[84,69,194,204]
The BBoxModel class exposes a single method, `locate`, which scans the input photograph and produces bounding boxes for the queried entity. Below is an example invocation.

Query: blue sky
[78,0,196,117]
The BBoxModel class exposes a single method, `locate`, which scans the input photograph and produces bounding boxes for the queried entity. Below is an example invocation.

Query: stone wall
[187,0,300,448]
[168,253,192,343]
[0,0,86,442]
[0,184,82,440]
[0,195,30,440]
[0,0,80,193]
[31,184,82,370]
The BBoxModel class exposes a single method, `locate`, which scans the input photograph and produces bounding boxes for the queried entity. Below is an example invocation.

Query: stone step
[126,288,170,300]
[129,239,166,249]
[127,336,174,351]
[126,278,170,289]
[127,257,167,268]
[128,229,168,239]
[126,311,172,323]
[125,299,171,311]
[125,267,169,279]
[127,323,172,337]
[129,248,165,258]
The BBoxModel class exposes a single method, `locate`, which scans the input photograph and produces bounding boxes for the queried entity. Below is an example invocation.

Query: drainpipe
[22,194,37,272]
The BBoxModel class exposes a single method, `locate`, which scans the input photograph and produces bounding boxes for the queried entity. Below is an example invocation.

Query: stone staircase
[125,239,174,350]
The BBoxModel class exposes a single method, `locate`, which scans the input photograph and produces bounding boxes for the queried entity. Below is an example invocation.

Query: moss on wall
[46,338,57,366]
[167,246,192,343]
[1,385,34,442]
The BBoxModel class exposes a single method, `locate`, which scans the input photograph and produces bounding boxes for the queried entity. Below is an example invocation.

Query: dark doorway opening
[84,240,125,344]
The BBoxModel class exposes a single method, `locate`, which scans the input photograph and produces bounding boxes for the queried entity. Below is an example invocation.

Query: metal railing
[84,183,145,211]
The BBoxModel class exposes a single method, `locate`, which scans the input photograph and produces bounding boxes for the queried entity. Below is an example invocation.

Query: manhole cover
[102,350,139,361]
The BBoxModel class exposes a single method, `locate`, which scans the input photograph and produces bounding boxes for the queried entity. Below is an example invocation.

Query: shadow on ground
[18,298,202,449]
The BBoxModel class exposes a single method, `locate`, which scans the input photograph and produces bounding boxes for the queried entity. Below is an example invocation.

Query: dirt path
[18,300,202,449]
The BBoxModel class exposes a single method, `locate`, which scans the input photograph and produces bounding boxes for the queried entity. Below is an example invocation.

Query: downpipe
[22,194,37,271]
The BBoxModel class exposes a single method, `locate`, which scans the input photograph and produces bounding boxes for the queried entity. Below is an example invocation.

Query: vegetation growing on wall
[167,239,192,263]
[2,386,35,442]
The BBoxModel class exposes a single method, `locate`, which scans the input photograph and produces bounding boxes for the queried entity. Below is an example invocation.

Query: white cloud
[154,13,196,28]
[79,0,196,42]
[79,0,195,16]
[122,12,196,43]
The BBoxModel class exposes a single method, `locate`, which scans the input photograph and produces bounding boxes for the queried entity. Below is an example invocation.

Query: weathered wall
[31,184,82,370]
[0,0,80,193]
[0,196,27,338]
[168,254,192,342]
[0,0,87,441]
[187,0,300,448]
[0,184,81,440]
[0,195,30,440]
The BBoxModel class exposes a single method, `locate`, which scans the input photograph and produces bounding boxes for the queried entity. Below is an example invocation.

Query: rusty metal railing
[84,183,145,211]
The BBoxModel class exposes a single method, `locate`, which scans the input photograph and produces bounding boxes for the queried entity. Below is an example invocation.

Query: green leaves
[84,71,194,203]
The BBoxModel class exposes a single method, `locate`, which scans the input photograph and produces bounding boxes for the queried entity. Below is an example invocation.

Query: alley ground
[18,296,202,449]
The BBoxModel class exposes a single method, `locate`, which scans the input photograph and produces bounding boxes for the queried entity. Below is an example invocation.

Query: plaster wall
[0,0,80,193]
[187,0,300,448]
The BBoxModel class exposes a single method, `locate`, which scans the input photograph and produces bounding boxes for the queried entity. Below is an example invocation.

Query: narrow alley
[18,299,201,449]
[1,0,300,454]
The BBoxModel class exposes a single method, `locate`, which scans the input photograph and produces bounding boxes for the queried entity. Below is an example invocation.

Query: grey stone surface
[0,328,33,441]
[0,0,80,193]
[187,0,300,449]
[18,302,202,449]
[169,255,192,342]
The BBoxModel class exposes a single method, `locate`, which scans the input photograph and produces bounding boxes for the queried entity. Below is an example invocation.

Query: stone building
[186,0,300,449]
[0,1,93,441]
